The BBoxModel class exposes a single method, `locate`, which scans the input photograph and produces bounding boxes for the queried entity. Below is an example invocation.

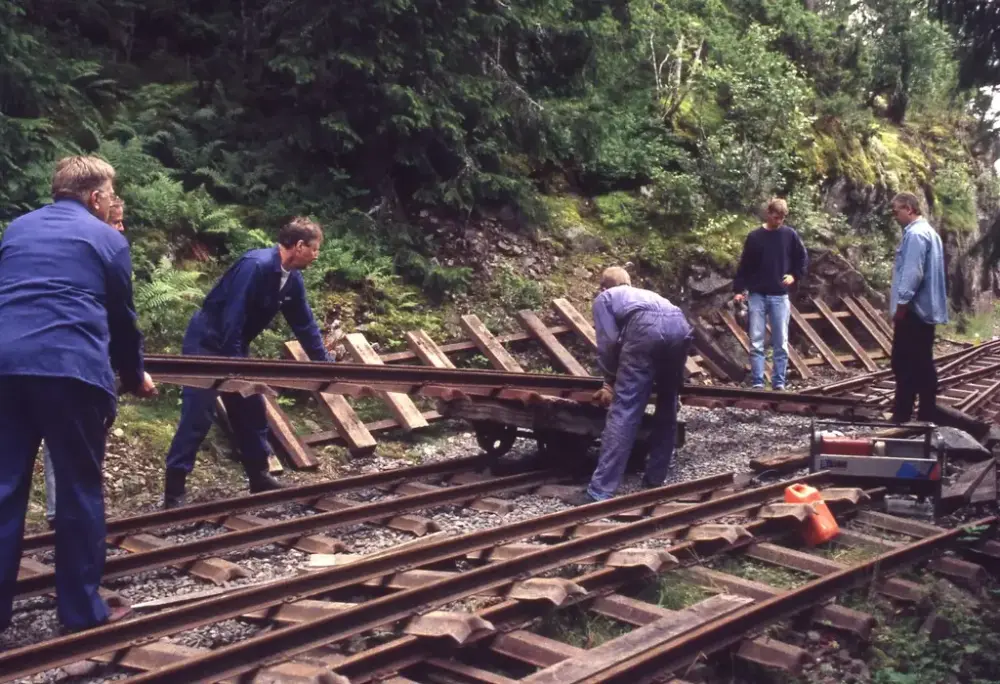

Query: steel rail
[576,516,999,684]
[806,340,1000,395]
[143,354,865,407]
[16,470,561,597]
[954,375,1000,413]
[0,472,739,681]
[334,487,887,683]
[862,360,1000,409]
[118,473,830,684]
[21,455,487,554]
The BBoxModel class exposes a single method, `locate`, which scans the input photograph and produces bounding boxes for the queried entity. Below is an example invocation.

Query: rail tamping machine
[809,420,944,507]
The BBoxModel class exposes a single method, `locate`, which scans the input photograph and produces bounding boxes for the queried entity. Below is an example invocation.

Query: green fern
[134,258,205,352]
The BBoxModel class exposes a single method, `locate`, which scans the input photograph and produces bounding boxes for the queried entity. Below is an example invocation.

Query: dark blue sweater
[732,225,808,296]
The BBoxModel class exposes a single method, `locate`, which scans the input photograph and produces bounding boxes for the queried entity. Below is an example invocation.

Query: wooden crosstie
[709,295,895,382]
[228,295,896,469]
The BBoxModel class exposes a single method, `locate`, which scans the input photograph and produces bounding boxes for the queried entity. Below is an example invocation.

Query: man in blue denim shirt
[889,192,948,423]
[732,198,808,390]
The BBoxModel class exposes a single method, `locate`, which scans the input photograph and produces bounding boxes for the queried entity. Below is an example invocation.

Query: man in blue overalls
[569,267,693,504]
[0,156,156,632]
[163,217,331,508]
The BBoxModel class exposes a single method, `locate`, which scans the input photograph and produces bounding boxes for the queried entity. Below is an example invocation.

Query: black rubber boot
[247,470,282,494]
[163,469,187,509]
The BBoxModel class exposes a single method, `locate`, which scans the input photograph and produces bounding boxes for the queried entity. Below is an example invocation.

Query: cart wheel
[474,422,518,458]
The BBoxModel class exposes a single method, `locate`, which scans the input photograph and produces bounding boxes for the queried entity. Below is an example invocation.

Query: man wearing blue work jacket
[0,156,156,633]
[163,217,331,508]
[567,267,693,505]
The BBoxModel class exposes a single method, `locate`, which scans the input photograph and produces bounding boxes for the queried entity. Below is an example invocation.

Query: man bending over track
[163,217,331,508]
[567,267,693,505]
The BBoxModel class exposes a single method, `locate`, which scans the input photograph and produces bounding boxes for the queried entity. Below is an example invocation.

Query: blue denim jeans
[587,310,692,501]
[749,293,790,389]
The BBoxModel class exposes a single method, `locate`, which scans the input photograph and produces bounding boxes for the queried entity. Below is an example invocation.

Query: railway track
[142,354,880,421]
[4,340,995,681]
[811,338,1000,419]
[141,338,1000,426]
[3,462,995,683]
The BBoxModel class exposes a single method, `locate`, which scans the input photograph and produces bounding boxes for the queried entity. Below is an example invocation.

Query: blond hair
[600,266,631,289]
[51,156,115,202]
[766,197,789,218]
[891,192,923,216]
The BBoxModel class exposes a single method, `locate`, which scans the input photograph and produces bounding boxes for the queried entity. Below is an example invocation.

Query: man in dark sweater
[732,198,808,390]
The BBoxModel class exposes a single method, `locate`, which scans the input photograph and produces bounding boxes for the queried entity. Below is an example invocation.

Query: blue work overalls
[0,200,146,631]
[165,246,329,478]
[589,286,693,500]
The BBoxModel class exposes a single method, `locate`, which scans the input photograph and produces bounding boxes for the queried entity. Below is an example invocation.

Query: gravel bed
[3,405,824,682]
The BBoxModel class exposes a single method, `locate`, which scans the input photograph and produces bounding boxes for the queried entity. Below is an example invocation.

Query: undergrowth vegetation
[3,0,1000,351]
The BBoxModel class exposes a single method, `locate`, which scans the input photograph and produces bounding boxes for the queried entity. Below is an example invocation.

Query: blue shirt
[0,200,145,397]
[890,217,948,325]
[592,286,681,382]
[185,246,330,361]
[733,225,809,296]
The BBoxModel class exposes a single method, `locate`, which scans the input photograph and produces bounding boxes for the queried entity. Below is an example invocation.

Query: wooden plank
[405,330,456,369]
[684,356,704,376]
[799,311,851,320]
[302,411,441,447]
[551,298,597,349]
[459,314,525,372]
[690,316,745,382]
[380,325,575,363]
[942,458,996,503]
[343,333,430,431]
[491,630,584,667]
[217,397,283,474]
[516,310,590,376]
[262,394,318,469]
[812,298,879,372]
[765,322,812,381]
[424,660,517,684]
[285,341,377,453]
[841,296,893,355]
[856,296,895,338]
[521,595,753,684]
[688,338,730,381]
[718,310,770,383]
[788,305,848,372]
[215,398,283,474]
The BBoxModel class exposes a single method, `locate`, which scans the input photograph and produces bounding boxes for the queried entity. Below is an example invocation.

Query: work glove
[592,382,614,408]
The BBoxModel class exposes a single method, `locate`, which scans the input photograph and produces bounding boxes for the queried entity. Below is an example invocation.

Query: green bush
[133,257,205,353]
[493,264,545,313]
[933,162,978,233]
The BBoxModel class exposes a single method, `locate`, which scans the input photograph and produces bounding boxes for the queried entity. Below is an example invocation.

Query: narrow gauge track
[812,338,1000,421]
[2,470,995,684]
[18,465,566,598]
[143,353,877,418]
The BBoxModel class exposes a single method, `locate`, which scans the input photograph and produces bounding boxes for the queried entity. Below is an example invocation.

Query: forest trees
[1,0,997,346]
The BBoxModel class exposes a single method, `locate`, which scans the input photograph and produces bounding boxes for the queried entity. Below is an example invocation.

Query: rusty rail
[576,516,998,684]
[113,473,829,684]
[143,354,866,409]
[331,486,887,683]
[0,472,741,680]
[21,455,487,554]
[17,469,562,597]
